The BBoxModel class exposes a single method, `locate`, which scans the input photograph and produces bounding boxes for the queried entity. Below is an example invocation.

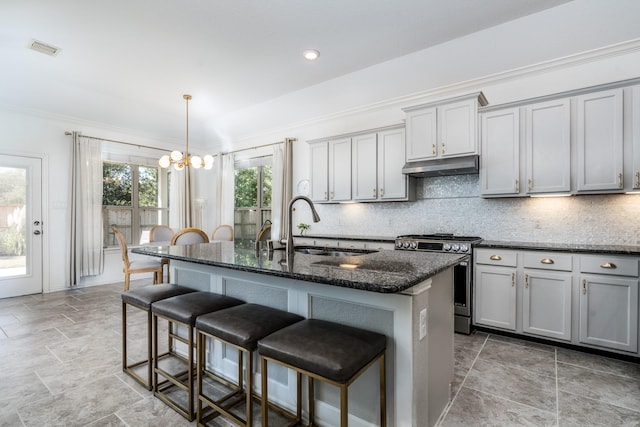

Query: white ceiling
[0,0,572,148]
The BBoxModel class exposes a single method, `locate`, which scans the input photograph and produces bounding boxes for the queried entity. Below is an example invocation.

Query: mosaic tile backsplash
[296,175,640,245]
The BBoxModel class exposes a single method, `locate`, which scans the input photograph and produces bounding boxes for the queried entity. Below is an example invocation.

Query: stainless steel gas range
[395,234,482,334]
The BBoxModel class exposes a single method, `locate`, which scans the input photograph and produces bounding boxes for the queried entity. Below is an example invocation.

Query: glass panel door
[0,154,42,298]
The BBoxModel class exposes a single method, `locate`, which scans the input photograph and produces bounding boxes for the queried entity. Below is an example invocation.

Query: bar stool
[121,283,196,390]
[152,291,245,421]
[195,303,304,426]
[258,319,387,427]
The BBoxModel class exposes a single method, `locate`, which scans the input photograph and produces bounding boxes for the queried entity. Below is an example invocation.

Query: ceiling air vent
[29,39,61,56]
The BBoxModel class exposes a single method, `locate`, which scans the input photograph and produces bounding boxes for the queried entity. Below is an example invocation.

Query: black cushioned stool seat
[121,284,196,390]
[151,291,244,421]
[195,304,304,426]
[258,319,387,427]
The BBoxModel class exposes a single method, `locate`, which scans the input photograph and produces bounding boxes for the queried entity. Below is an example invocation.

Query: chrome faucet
[287,195,320,255]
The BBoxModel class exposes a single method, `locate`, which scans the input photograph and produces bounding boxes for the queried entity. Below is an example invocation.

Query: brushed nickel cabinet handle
[525,274,529,288]
[330,191,334,199]
[540,258,555,265]
[373,189,377,198]
[442,143,446,154]
[618,173,623,188]
[515,179,519,193]
[582,279,587,294]
[528,178,533,192]
[432,144,436,155]
[511,272,515,287]
[380,188,385,197]
[600,262,617,269]
[635,172,640,188]
[489,255,502,261]
[324,191,328,199]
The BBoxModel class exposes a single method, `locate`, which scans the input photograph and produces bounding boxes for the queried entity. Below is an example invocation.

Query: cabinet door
[525,99,570,194]
[480,108,520,195]
[309,142,329,202]
[439,98,477,157]
[352,133,378,201]
[576,89,624,192]
[405,107,437,161]
[632,86,640,189]
[474,265,517,331]
[378,128,407,200]
[328,138,351,201]
[522,270,572,341]
[579,275,638,352]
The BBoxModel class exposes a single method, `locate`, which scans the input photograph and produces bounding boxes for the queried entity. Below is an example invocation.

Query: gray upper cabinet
[404,92,487,162]
[352,132,378,201]
[377,127,409,200]
[480,108,520,196]
[632,85,640,189]
[309,138,351,202]
[525,98,571,194]
[576,88,624,192]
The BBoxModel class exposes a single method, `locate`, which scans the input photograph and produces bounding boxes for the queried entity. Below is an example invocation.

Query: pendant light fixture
[159,94,214,170]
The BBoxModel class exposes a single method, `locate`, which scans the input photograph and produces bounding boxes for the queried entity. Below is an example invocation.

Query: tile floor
[0,279,639,426]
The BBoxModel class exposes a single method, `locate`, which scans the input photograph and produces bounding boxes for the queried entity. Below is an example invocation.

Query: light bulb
[191,155,202,168]
[159,155,171,168]
[170,150,183,161]
[173,162,184,171]
[204,155,214,170]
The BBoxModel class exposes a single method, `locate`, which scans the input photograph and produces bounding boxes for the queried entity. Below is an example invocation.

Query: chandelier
[159,94,214,170]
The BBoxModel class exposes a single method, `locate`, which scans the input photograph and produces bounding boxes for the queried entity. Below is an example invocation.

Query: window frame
[102,161,169,248]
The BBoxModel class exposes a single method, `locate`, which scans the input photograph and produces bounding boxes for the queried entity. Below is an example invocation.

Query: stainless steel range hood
[402,155,479,177]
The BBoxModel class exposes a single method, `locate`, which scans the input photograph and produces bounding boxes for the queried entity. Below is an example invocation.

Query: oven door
[453,261,471,317]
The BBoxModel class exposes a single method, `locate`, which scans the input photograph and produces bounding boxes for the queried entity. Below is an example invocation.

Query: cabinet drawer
[523,252,572,272]
[580,255,639,277]
[475,249,517,267]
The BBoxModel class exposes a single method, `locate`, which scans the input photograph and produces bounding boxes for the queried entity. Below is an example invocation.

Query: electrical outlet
[419,308,427,340]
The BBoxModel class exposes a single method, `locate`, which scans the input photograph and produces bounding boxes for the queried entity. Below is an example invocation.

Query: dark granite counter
[478,240,640,256]
[296,234,395,243]
[132,241,467,293]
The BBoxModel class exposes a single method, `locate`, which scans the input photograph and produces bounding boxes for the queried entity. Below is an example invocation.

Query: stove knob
[396,240,403,249]
[410,241,418,249]
[402,241,410,249]
[443,243,451,252]
[452,244,460,252]
[460,244,469,253]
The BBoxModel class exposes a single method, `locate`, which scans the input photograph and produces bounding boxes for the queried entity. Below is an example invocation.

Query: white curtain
[219,153,235,227]
[169,166,196,230]
[69,133,104,285]
[271,138,293,243]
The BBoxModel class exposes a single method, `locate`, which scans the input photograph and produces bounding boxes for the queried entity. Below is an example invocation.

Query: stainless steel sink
[294,247,377,257]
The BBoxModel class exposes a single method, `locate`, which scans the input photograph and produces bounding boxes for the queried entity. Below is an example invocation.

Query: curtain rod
[64,131,169,153]
[65,131,297,156]
[221,138,297,156]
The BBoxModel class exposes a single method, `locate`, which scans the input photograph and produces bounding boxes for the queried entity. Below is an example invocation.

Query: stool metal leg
[308,376,314,426]
[380,353,386,427]
[261,356,268,427]
[340,384,348,427]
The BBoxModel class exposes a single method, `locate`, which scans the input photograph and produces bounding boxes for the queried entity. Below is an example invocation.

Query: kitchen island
[133,242,467,426]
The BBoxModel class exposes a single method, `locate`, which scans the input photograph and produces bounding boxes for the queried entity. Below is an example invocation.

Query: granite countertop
[132,242,467,293]
[478,240,640,256]
[295,234,396,242]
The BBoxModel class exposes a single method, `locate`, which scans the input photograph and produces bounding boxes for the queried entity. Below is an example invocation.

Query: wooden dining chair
[149,225,174,281]
[211,224,234,241]
[113,226,164,291]
[171,227,210,245]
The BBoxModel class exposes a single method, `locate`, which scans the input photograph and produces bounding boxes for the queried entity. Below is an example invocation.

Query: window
[234,156,272,248]
[102,162,169,247]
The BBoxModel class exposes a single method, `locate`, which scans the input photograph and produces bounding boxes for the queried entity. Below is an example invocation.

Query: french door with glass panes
[0,154,42,298]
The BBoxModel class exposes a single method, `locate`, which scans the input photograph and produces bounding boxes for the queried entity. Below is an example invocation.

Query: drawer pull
[540,258,555,265]
[511,272,515,287]
[525,273,529,288]
[489,255,502,261]
[582,279,587,294]
[600,262,617,269]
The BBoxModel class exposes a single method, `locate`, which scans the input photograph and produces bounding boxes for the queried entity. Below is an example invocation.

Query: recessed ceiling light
[303,49,320,60]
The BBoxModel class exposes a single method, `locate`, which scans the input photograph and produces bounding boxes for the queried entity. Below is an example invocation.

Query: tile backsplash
[299,175,640,245]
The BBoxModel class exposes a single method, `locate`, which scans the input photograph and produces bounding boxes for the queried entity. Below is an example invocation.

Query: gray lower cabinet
[474,248,640,356]
[522,269,572,341]
[578,254,639,353]
[475,265,517,330]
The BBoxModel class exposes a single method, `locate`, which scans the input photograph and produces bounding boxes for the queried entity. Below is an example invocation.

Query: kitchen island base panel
[168,259,454,426]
